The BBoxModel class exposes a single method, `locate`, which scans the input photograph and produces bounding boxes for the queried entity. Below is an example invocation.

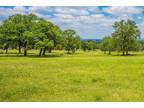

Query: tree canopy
[0,14,143,56]
[112,19,140,55]
[63,29,81,54]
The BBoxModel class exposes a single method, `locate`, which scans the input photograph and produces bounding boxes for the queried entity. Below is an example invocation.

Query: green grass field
[0,50,144,102]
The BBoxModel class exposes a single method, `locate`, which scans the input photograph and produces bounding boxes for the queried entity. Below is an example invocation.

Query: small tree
[63,29,80,54]
[100,36,114,55]
[81,41,89,51]
[81,41,97,51]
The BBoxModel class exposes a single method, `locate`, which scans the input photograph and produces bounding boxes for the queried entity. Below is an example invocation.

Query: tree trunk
[67,50,71,54]
[126,50,128,55]
[24,42,27,56]
[108,50,111,55]
[39,48,43,56]
[48,48,52,53]
[42,47,46,56]
[122,50,125,56]
[18,41,22,54]
[24,47,27,56]
[6,48,8,54]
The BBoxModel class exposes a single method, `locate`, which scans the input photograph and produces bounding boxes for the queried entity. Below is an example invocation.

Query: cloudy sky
[0,6,144,39]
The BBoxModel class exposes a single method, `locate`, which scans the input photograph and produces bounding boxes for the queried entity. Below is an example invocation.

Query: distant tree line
[0,14,143,56]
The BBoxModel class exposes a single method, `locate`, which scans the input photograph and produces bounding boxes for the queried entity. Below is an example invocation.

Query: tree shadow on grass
[112,53,144,57]
[29,54,64,58]
[0,53,64,58]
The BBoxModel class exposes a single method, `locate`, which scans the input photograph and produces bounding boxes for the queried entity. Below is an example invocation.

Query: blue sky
[0,6,143,39]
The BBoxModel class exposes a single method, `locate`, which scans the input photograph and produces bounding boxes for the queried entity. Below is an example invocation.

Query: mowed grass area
[0,50,144,101]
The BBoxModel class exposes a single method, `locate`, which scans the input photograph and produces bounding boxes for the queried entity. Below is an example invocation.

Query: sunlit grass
[0,50,144,101]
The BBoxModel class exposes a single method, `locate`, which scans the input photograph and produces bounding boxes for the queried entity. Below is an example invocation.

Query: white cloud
[87,7,101,13]
[13,6,27,14]
[0,6,27,20]
[54,14,74,19]
[28,7,53,14]
[0,6,143,39]
[47,12,116,38]
[28,6,91,16]
[103,6,142,16]
[53,7,89,16]
[0,7,13,17]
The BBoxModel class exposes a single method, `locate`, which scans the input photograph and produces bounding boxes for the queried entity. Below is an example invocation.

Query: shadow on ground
[0,53,64,58]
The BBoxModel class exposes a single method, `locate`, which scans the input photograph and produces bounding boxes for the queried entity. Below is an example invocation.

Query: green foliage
[100,36,114,55]
[23,31,36,50]
[0,14,38,55]
[112,19,140,55]
[0,20,17,53]
[138,40,144,51]
[63,29,81,54]
[0,14,143,57]
[0,14,63,56]
[35,39,54,49]
[81,41,97,51]
[33,19,61,56]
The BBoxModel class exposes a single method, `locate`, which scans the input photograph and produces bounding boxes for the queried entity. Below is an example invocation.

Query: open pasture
[0,50,144,101]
